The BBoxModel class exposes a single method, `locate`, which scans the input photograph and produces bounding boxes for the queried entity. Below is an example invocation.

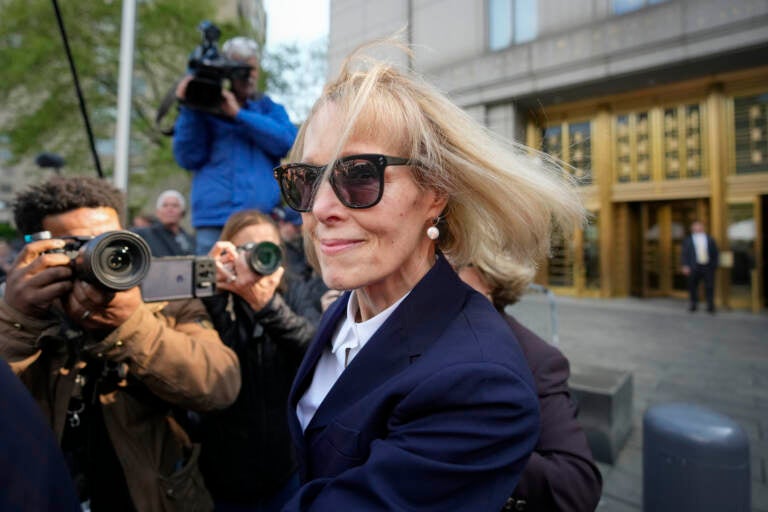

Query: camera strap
[155,77,184,137]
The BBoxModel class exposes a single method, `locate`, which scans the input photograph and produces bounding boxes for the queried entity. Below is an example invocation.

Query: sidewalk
[519,295,768,511]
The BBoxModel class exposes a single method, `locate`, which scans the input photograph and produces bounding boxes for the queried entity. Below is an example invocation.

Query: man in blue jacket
[173,36,297,255]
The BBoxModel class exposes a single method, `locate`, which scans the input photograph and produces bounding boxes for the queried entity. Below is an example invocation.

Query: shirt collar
[330,290,409,356]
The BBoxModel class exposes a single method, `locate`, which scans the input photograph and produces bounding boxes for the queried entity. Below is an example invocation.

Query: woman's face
[300,102,446,307]
[230,222,281,251]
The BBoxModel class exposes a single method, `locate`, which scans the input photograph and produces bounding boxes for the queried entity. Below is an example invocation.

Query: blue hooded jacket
[173,95,297,228]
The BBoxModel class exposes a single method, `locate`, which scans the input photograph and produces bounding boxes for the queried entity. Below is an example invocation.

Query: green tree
[0,0,252,215]
[262,38,328,124]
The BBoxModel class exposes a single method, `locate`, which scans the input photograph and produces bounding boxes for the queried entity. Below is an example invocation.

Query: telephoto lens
[72,231,152,291]
[242,241,282,275]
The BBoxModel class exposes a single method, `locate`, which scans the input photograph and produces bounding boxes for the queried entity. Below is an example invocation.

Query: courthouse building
[327,0,768,310]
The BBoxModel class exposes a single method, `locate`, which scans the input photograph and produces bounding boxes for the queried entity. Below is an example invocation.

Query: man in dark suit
[133,190,195,257]
[681,220,719,313]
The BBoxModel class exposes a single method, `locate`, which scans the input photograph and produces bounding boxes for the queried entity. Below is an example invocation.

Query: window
[727,203,755,300]
[488,0,538,51]
[615,111,651,183]
[733,92,768,175]
[612,0,667,15]
[663,104,704,179]
[541,121,593,186]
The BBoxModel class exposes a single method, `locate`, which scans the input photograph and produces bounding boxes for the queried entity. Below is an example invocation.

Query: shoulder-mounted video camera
[184,21,252,113]
[28,230,215,301]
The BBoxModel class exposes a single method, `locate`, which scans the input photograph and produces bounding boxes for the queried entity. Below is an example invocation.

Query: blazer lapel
[286,293,349,453]
[305,255,469,432]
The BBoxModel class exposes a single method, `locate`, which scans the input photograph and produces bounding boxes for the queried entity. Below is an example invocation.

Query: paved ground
[512,295,768,511]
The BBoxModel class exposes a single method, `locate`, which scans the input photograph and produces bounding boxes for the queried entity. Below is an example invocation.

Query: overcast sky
[263,0,329,49]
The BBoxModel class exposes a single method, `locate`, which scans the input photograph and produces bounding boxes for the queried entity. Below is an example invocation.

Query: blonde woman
[273,42,584,511]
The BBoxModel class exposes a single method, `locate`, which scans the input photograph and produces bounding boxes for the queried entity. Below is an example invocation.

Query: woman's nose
[311,179,342,219]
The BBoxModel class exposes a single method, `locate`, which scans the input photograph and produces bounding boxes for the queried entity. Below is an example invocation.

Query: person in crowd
[173,36,297,255]
[0,358,80,512]
[132,189,195,256]
[0,176,241,512]
[454,262,602,511]
[273,41,585,510]
[681,220,720,313]
[198,210,319,511]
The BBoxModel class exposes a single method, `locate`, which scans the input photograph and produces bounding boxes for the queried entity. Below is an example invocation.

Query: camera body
[185,21,251,113]
[29,230,214,301]
[37,230,152,292]
[140,256,216,302]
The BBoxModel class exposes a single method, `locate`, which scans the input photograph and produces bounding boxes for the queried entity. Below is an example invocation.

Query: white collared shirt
[296,290,409,432]
[692,232,709,265]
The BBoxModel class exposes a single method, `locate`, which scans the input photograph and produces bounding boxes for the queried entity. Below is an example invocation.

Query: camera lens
[246,241,282,276]
[75,231,151,291]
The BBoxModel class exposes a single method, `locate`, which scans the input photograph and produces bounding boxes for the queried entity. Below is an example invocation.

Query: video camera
[184,21,251,113]
[28,230,215,301]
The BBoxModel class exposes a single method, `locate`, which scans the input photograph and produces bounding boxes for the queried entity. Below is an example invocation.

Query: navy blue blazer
[0,360,79,511]
[284,255,540,511]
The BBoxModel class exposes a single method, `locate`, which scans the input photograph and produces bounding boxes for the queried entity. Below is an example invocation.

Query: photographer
[197,210,319,511]
[0,176,241,512]
[173,36,297,255]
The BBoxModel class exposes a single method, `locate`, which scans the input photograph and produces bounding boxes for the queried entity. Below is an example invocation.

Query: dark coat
[0,359,80,512]
[504,315,602,512]
[284,255,540,511]
[133,223,195,257]
[199,287,317,504]
[681,233,719,269]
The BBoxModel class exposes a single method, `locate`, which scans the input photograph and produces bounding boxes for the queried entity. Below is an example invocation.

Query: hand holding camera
[4,237,74,317]
[208,240,284,311]
[63,279,142,331]
[9,230,151,327]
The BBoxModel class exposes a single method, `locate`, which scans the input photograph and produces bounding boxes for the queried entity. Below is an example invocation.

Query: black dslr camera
[184,21,251,113]
[28,231,215,301]
[239,241,282,275]
[30,230,152,292]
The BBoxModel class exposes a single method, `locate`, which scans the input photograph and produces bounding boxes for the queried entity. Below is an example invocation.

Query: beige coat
[0,298,241,512]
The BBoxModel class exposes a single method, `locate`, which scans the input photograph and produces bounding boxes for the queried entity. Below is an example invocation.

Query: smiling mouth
[318,239,363,255]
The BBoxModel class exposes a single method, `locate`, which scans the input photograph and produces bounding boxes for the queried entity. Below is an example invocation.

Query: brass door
[640,200,704,297]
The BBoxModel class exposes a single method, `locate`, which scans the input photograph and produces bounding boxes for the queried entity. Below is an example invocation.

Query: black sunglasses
[273,154,415,212]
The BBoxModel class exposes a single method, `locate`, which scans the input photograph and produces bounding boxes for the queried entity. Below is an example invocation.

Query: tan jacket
[0,298,241,512]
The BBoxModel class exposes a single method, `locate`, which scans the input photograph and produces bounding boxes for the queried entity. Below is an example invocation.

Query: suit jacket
[504,315,602,511]
[681,233,719,270]
[133,223,195,257]
[0,359,79,511]
[284,255,540,511]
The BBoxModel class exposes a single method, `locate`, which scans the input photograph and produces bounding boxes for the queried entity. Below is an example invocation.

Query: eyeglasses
[273,154,415,212]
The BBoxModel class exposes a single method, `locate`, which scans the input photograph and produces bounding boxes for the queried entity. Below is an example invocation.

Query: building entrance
[628,199,707,298]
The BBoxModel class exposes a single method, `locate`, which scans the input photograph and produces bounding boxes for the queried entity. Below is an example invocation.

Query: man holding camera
[173,36,297,256]
[0,176,241,512]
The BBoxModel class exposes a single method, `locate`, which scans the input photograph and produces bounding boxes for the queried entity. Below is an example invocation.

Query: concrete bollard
[643,403,750,512]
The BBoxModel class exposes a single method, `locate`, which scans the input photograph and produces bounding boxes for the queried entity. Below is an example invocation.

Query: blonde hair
[292,39,585,301]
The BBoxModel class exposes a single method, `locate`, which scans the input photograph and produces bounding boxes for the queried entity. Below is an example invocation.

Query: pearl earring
[426,218,440,240]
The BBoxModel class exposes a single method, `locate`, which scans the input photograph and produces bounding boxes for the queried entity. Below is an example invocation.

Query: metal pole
[113,0,136,192]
